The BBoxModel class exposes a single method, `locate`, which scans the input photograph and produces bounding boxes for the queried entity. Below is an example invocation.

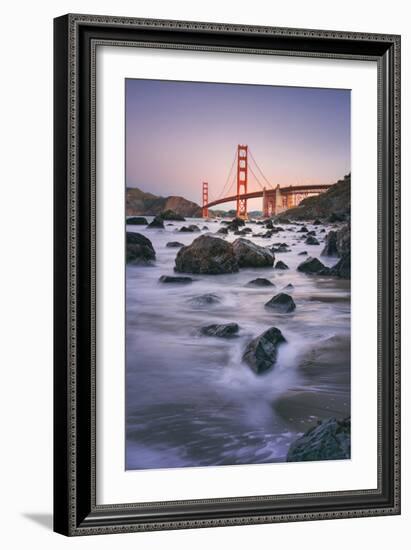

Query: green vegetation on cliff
[126,187,202,217]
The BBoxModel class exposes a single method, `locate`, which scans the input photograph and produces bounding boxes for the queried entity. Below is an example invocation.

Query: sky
[125,79,350,211]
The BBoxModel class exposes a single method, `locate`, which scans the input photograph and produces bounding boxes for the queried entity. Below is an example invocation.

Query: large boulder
[322,225,350,257]
[233,238,274,268]
[265,293,296,313]
[242,327,286,374]
[126,232,156,265]
[286,417,351,462]
[127,216,148,225]
[297,256,328,274]
[329,254,351,279]
[200,323,239,338]
[175,235,239,275]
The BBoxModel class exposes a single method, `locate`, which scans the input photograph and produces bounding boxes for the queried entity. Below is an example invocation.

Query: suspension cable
[217,148,238,200]
[248,148,274,189]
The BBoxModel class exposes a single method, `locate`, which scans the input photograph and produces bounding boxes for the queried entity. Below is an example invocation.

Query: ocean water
[125,218,350,470]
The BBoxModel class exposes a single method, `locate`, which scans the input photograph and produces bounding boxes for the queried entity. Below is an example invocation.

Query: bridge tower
[236,145,248,219]
[202,181,209,218]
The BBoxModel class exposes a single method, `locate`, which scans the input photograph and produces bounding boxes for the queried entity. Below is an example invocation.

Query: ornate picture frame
[53,14,400,536]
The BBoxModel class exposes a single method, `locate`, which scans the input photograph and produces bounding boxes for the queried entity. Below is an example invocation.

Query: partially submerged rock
[166,241,184,248]
[147,216,164,229]
[321,230,338,256]
[175,235,239,275]
[233,238,274,268]
[246,278,275,287]
[275,260,289,270]
[126,232,156,265]
[305,235,320,245]
[187,293,221,306]
[127,216,148,225]
[200,322,239,338]
[242,327,286,374]
[297,256,327,274]
[329,254,351,279]
[179,224,200,233]
[265,293,296,313]
[159,275,193,284]
[286,417,351,462]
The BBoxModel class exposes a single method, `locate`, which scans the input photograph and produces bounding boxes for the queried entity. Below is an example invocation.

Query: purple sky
[126,79,350,210]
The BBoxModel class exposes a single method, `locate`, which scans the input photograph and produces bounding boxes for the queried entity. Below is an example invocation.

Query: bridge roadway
[205,184,331,210]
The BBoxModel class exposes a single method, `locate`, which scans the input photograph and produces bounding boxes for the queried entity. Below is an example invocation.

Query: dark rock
[187,293,221,306]
[297,256,328,274]
[275,260,289,270]
[227,217,246,231]
[242,327,286,374]
[283,283,294,291]
[271,243,290,253]
[246,278,275,287]
[202,226,209,231]
[217,227,229,235]
[329,254,351,279]
[261,230,273,239]
[305,236,320,245]
[265,293,296,313]
[286,417,351,462]
[298,251,308,256]
[147,216,165,229]
[159,209,185,221]
[127,216,148,225]
[166,241,184,248]
[126,232,156,265]
[175,235,239,275]
[313,219,322,225]
[159,275,193,284]
[321,230,338,256]
[233,238,274,268]
[298,226,309,233]
[179,224,200,233]
[200,322,239,338]
[307,230,316,236]
[265,220,274,229]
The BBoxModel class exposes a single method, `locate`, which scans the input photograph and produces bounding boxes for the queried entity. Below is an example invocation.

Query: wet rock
[305,236,320,245]
[265,293,296,313]
[147,216,164,229]
[246,278,275,287]
[166,241,184,248]
[179,224,200,233]
[159,209,185,221]
[127,216,148,225]
[298,251,308,256]
[271,243,290,253]
[321,230,338,256]
[126,232,156,265]
[227,217,246,231]
[297,256,328,274]
[329,254,351,279]
[265,220,274,229]
[187,293,221,306]
[233,238,274,268]
[200,322,239,338]
[175,235,239,275]
[283,283,294,291]
[243,327,286,374]
[298,226,309,233]
[336,224,351,257]
[313,219,322,225]
[159,275,193,284]
[307,230,316,236]
[217,227,229,235]
[275,260,289,270]
[286,417,351,462]
[202,225,209,231]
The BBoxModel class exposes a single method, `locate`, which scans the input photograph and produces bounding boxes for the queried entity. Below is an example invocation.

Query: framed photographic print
[53,14,401,536]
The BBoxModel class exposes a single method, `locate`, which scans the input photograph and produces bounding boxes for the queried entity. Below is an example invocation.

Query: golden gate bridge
[201,144,332,219]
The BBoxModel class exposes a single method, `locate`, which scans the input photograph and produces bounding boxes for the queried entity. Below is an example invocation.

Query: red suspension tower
[202,181,209,218]
[236,144,248,219]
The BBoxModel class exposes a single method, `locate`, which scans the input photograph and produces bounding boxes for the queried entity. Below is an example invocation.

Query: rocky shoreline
[126,210,351,463]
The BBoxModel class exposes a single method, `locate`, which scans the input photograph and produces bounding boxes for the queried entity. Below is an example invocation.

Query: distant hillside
[126,187,202,217]
[276,174,351,221]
